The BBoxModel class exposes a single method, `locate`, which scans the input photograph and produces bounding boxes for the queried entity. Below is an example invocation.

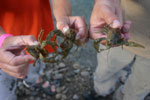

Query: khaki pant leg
[94,46,134,96]
[122,56,150,100]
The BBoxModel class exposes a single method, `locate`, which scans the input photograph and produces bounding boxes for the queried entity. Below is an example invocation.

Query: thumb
[56,21,69,33]
[14,35,39,46]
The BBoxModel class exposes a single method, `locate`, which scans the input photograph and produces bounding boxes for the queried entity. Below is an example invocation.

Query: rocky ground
[16,59,95,100]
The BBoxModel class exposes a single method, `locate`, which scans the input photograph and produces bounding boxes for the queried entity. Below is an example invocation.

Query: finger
[2,69,26,79]
[69,16,87,40]
[122,21,132,33]
[89,24,107,40]
[19,35,39,46]
[100,5,121,28]
[116,6,123,27]
[8,55,35,66]
[56,17,70,33]
[0,62,29,74]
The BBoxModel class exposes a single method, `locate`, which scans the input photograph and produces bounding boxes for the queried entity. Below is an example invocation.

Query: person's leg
[94,46,135,96]
[121,56,150,100]
[0,70,17,100]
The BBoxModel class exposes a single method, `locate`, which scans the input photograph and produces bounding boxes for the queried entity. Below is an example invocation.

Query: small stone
[55,93,62,100]
[42,81,50,88]
[36,77,43,84]
[73,94,79,100]
[74,69,80,73]
[66,78,71,82]
[81,71,90,77]
[29,97,34,100]
[63,88,69,94]
[53,74,63,80]
[58,68,68,73]
[59,63,65,68]
[73,63,80,69]
[36,97,41,100]
[51,85,56,92]
[61,86,66,91]
[42,94,46,98]
[56,87,62,93]
[62,94,67,99]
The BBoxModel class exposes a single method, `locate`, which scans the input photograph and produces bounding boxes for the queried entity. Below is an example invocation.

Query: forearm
[52,0,72,21]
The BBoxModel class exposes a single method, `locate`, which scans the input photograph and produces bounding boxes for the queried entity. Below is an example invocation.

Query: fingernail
[112,20,120,28]
[63,26,69,33]
[33,41,39,45]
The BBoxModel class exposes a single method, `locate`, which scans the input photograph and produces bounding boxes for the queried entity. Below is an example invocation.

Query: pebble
[51,85,56,92]
[73,94,79,100]
[59,63,66,68]
[42,94,46,98]
[74,69,80,73]
[42,81,50,88]
[62,94,67,100]
[61,86,66,91]
[56,87,62,93]
[66,78,71,83]
[53,74,63,80]
[81,71,90,77]
[73,63,80,69]
[58,68,68,73]
[63,88,69,94]
[36,77,43,84]
[55,93,62,100]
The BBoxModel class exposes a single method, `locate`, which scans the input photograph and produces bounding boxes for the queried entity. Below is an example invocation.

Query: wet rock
[25,89,31,95]
[74,69,80,73]
[73,63,80,69]
[62,94,67,100]
[58,68,68,73]
[56,93,62,100]
[29,97,34,100]
[73,94,79,100]
[56,87,62,93]
[63,88,69,94]
[36,97,41,100]
[61,86,66,91]
[51,85,56,92]
[36,77,43,84]
[42,81,50,88]
[59,63,66,68]
[42,94,46,98]
[81,71,90,77]
[66,78,71,82]
[53,74,63,80]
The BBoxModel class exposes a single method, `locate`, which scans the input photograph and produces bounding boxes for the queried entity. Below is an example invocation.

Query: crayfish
[26,29,79,66]
[94,25,145,53]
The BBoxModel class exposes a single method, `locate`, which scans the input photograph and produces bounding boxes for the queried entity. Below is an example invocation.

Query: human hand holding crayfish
[0,35,37,79]
[90,0,144,52]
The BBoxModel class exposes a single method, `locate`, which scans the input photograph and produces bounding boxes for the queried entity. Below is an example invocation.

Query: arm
[52,0,72,21]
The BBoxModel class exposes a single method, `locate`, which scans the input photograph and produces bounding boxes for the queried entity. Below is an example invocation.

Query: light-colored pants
[94,47,150,100]
[0,60,45,100]
[94,0,150,99]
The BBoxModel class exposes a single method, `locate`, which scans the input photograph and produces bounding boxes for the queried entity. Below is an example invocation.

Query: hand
[0,35,38,79]
[90,0,131,41]
[56,16,88,43]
